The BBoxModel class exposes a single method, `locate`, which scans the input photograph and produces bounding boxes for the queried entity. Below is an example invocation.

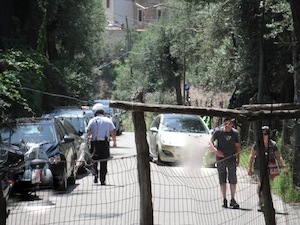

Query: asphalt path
[5,132,300,225]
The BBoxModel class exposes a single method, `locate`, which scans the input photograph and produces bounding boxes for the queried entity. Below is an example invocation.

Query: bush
[272,170,300,202]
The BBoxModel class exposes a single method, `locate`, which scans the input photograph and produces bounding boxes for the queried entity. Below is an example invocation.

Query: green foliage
[272,169,300,203]
[239,148,251,168]
[0,70,22,109]
[1,0,108,116]
[113,62,134,101]
[42,0,106,101]
[113,0,267,105]
[0,49,46,117]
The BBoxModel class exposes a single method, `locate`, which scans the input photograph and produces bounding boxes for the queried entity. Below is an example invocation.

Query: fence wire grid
[5,156,300,225]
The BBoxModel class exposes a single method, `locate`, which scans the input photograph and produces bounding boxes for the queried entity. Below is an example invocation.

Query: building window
[106,0,110,8]
[138,9,143,22]
[157,9,162,20]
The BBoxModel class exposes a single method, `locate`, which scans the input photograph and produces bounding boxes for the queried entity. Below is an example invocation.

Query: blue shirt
[87,115,116,140]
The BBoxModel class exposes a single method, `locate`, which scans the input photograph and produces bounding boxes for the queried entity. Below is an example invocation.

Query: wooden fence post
[132,111,153,225]
[131,88,153,225]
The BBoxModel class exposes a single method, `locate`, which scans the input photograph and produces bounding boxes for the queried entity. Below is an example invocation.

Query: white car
[148,113,212,165]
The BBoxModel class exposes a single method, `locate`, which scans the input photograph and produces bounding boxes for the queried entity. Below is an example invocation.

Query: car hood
[0,143,24,167]
[159,131,211,147]
[38,142,60,157]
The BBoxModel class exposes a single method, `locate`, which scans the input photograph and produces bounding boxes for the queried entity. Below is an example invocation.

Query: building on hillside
[103,0,165,30]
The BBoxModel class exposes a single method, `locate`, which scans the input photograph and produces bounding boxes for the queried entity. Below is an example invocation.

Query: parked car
[44,113,88,139]
[148,113,212,165]
[58,118,84,159]
[0,118,78,191]
[93,99,123,135]
[0,142,24,221]
[44,106,94,122]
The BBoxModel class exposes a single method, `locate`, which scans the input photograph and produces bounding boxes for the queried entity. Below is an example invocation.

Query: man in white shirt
[87,103,117,185]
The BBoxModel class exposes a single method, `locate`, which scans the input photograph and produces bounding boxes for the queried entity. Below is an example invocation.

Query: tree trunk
[46,23,58,60]
[175,75,182,105]
[289,0,300,44]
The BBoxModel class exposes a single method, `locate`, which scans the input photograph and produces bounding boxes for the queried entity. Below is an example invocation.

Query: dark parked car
[0,118,78,191]
[44,113,89,139]
[93,99,123,135]
[0,142,24,224]
[45,106,94,122]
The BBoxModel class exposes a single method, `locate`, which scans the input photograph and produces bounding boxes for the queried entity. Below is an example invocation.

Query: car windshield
[0,123,56,146]
[162,117,207,133]
[103,106,113,116]
[63,117,86,132]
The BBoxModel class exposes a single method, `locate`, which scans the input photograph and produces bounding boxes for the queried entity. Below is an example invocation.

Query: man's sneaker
[94,176,98,183]
[222,198,228,208]
[230,199,240,209]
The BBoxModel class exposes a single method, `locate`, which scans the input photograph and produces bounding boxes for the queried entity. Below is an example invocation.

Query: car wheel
[156,146,163,165]
[55,168,68,192]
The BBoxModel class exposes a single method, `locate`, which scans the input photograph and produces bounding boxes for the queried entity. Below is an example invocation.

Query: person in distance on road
[248,125,288,211]
[86,103,117,185]
[209,117,241,209]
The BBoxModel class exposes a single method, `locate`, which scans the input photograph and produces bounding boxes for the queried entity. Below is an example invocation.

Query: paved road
[6,132,300,225]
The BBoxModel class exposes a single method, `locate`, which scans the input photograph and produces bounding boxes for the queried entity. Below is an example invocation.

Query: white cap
[92,103,104,115]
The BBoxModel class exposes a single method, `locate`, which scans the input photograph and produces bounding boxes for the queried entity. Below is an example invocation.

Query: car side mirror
[62,135,74,143]
[150,127,158,133]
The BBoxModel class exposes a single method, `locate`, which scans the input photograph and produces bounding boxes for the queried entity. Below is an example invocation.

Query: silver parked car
[148,113,212,165]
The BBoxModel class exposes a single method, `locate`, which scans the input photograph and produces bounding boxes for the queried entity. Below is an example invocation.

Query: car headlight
[49,154,61,164]
[161,137,172,146]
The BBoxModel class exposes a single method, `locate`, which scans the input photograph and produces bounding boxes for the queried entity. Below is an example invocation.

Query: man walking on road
[210,118,241,209]
[87,103,117,185]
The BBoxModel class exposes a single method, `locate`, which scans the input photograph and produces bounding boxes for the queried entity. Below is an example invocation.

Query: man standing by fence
[87,103,117,185]
[209,117,241,209]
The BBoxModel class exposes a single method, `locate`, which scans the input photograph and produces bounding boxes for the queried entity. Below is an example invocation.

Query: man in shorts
[210,118,241,209]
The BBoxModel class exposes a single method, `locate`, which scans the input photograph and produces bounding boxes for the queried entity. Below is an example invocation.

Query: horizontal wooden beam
[240,103,300,111]
[110,101,300,121]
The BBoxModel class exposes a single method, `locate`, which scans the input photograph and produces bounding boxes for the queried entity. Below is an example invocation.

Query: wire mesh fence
[5,156,300,225]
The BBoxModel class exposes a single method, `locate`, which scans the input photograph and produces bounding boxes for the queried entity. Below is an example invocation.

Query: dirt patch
[189,87,231,108]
